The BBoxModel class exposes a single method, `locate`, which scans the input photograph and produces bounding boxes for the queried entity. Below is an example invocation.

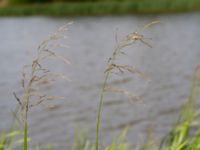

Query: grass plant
[95,21,159,150]
[0,130,20,150]
[72,130,91,150]
[104,129,128,150]
[12,23,72,150]
[1,22,200,150]
[158,64,200,150]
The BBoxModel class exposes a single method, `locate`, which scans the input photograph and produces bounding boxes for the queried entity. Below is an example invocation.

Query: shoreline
[0,1,200,16]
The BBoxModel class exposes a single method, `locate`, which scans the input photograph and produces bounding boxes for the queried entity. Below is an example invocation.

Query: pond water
[0,12,200,149]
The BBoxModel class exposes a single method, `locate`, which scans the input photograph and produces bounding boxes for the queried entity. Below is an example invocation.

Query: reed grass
[11,23,72,150]
[95,21,159,150]
[1,22,200,150]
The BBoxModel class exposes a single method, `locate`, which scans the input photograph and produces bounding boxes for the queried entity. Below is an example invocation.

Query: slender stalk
[24,120,28,150]
[95,71,110,150]
[95,22,158,150]
[21,59,37,150]
[95,44,123,150]
[11,24,71,150]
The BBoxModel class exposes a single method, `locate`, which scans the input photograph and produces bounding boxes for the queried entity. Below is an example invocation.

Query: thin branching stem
[96,71,110,150]
[95,40,130,150]
[13,24,71,150]
[95,21,159,150]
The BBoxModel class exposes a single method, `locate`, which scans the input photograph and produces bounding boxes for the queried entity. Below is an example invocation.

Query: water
[0,13,200,149]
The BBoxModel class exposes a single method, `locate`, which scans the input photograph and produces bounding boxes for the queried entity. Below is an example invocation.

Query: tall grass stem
[24,120,28,150]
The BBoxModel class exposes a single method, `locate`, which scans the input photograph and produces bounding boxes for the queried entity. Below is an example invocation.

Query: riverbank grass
[0,0,200,16]
[1,22,200,150]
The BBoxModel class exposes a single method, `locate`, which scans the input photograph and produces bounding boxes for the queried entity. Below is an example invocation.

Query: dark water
[0,13,200,149]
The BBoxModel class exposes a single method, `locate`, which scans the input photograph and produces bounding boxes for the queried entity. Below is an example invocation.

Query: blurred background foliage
[0,0,199,16]
[7,0,142,5]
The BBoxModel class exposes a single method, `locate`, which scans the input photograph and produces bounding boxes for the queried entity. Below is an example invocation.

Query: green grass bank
[0,0,200,16]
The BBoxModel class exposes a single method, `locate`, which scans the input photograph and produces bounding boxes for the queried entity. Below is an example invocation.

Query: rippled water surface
[0,13,200,149]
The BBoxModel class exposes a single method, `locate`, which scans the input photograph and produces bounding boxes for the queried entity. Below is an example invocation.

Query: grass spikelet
[126,20,160,48]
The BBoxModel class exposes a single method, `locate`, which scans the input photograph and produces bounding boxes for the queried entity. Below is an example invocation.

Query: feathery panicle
[14,23,72,126]
[96,21,158,150]
[13,23,72,150]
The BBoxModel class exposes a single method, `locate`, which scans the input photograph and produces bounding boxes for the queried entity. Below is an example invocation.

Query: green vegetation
[0,0,200,16]
[1,22,200,150]
[158,75,200,150]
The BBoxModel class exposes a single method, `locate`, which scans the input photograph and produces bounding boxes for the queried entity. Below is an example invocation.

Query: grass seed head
[14,23,72,121]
